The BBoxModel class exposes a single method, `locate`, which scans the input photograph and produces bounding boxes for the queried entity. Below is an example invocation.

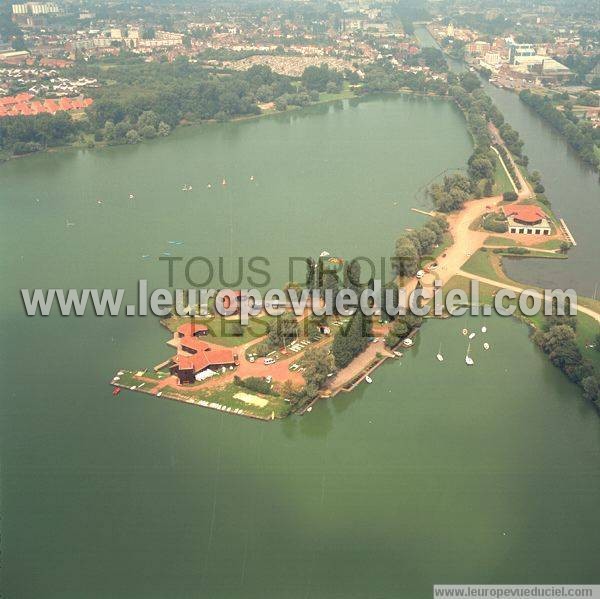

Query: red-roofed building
[502,205,551,235]
[0,93,93,118]
[169,323,237,384]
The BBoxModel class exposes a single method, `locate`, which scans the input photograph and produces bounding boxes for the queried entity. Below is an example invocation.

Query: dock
[411,208,436,217]
[559,218,577,246]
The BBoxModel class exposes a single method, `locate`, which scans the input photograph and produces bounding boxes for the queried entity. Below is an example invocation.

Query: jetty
[559,218,577,246]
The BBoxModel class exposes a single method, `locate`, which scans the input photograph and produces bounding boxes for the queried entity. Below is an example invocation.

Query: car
[264,357,275,365]
[416,270,425,279]
[429,263,438,271]
[266,376,272,384]
[248,356,255,363]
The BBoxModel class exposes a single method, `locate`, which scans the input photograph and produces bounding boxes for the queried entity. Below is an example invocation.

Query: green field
[492,152,516,194]
[162,314,275,347]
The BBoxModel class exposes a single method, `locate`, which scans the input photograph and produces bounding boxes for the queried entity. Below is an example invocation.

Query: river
[415,25,600,297]
[1,89,599,598]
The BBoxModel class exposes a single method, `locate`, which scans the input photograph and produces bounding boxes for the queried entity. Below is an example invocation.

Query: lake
[1,92,599,598]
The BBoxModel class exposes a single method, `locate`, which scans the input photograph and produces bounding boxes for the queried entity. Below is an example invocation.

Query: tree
[503,191,518,201]
[157,121,171,136]
[125,129,140,144]
[483,179,494,197]
[268,313,299,347]
[332,311,371,369]
[300,347,334,389]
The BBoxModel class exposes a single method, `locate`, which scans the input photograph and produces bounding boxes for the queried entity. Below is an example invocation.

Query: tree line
[519,89,599,170]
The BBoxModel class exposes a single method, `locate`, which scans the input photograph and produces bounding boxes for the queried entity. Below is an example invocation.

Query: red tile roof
[177,322,208,337]
[502,204,547,224]
[0,94,93,118]
[172,327,236,374]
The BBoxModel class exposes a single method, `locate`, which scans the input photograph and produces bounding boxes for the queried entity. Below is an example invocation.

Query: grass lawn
[162,314,275,347]
[431,232,454,259]
[492,152,516,195]
[443,274,499,305]
[461,250,505,282]
[484,235,565,252]
[162,382,292,419]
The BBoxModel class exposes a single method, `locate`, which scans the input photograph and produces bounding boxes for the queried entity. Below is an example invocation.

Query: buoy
[462,328,468,336]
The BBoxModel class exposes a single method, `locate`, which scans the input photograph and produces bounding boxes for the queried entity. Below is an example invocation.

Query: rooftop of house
[502,204,548,224]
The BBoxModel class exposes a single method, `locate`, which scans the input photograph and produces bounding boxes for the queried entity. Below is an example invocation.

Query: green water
[1,94,599,598]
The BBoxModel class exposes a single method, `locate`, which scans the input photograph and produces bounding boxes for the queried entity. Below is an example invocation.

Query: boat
[307,406,313,412]
[402,338,413,347]
[161,251,172,257]
[112,387,121,396]
[481,326,487,333]
[207,183,212,188]
[393,351,403,358]
[465,342,474,366]
[462,328,468,336]
[222,178,227,186]
[483,342,490,350]
[65,219,75,227]
[319,250,330,258]
[250,175,255,181]
[181,185,188,191]
[141,254,150,259]
[365,375,373,384]
[469,332,476,340]
[436,342,444,362]
[128,193,134,199]
[168,240,184,245]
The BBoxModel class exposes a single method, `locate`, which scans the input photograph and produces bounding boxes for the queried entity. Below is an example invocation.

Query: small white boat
[222,178,227,186]
[481,326,487,333]
[181,185,188,191]
[66,219,75,227]
[128,193,134,199]
[393,351,404,358]
[250,175,255,181]
[462,328,468,336]
[207,183,212,188]
[436,342,444,362]
[188,185,193,191]
[307,406,313,412]
[319,250,330,258]
[403,338,414,347]
[465,342,474,366]
[365,375,373,384]
[483,342,490,350]
[469,332,476,340]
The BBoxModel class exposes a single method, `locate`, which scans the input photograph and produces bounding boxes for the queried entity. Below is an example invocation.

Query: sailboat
[436,342,444,362]
[465,342,474,366]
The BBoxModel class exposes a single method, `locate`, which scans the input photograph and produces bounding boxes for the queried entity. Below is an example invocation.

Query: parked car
[416,270,425,279]
[264,357,275,365]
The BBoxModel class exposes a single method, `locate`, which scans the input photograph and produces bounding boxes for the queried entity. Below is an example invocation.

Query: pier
[559,218,577,246]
